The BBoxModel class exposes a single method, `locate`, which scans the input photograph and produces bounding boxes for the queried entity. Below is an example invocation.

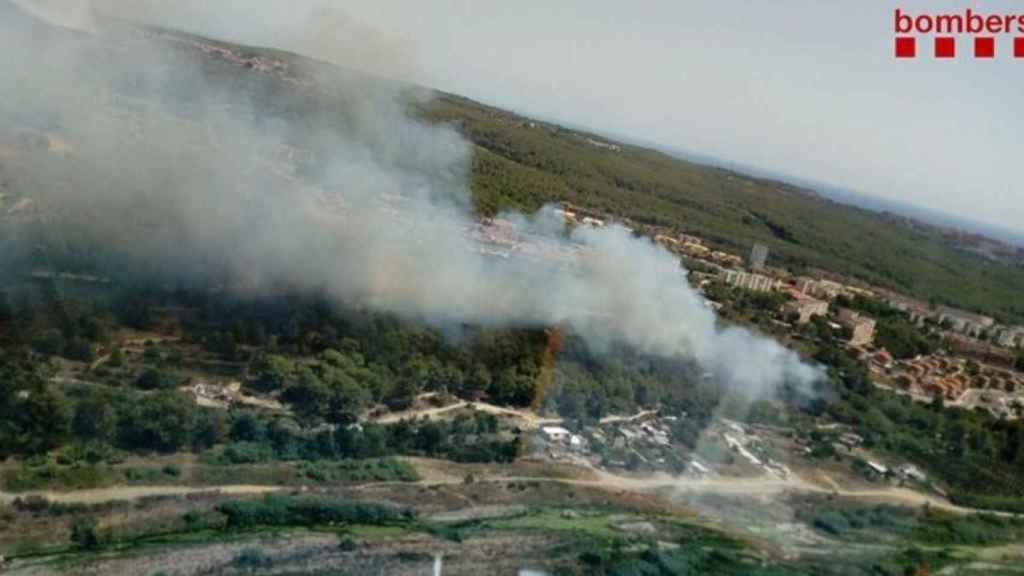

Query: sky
[19,0,1024,233]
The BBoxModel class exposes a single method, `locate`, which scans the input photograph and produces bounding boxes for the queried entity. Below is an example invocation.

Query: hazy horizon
[13,0,1024,242]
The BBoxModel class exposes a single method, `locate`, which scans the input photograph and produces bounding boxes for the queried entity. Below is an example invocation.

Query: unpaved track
[373,399,654,428]
[372,400,563,428]
[0,484,281,505]
[0,459,1001,517]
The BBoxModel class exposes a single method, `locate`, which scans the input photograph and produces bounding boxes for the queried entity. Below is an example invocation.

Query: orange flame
[531,326,564,413]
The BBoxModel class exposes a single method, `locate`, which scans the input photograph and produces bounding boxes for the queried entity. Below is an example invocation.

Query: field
[5,458,1024,575]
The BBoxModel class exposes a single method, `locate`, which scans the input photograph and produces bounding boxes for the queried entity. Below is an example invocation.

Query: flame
[531,326,563,413]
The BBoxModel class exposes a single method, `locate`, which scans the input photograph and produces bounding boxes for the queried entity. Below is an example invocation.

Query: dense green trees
[117,390,199,452]
[3,277,1022,512]
[0,352,71,457]
[424,95,1024,324]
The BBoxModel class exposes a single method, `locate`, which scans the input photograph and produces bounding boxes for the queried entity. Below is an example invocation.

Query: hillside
[419,95,1024,323]
[5,9,1024,575]
[0,0,1020,324]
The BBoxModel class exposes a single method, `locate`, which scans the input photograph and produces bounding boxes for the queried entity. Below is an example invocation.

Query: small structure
[838,432,864,449]
[866,461,888,476]
[896,464,927,482]
[688,460,710,476]
[541,426,571,443]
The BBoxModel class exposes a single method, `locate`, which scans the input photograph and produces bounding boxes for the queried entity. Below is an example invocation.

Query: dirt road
[372,397,656,429]
[0,484,281,505]
[371,400,564,428]
[0,459,1000,517]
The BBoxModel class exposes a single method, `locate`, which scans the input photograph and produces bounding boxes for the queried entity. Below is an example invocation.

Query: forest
[4,275,1024,513]
[420,94,1024,324]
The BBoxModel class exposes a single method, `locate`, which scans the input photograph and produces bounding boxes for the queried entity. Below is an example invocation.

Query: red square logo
[935,37,955,58]
[974,37,995,58]
[895,37,916,58]
[1015,37,1024,58]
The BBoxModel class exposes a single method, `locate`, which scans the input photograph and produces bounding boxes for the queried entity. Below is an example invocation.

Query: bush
[135,368,180,390]
[234,547,272,572]
[813,511,852,536]
[217,495,411,530]
[14,495,51,514]
[70,516,101,550]
[221,442,276,465]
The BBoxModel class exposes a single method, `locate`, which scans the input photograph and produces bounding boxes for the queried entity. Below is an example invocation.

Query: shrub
[221,442,275,465]
[813,511,851,536]
[217,495,410,530]
[233,547,272,572]
[70,516,101,550]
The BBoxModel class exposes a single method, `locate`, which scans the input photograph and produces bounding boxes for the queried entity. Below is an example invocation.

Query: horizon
[10,0,1024,246]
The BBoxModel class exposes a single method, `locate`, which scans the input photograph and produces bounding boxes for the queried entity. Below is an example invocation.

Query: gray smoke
[0,0,822,398]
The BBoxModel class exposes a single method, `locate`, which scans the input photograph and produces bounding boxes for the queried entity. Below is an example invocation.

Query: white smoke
[0,0,822,398]
[8,0,94,31]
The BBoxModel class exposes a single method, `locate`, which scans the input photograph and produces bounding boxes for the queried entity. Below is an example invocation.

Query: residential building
[722,270,781,293]
[750,243,768,271]
[996,326,1024,349]
[937,307,995,337]
[783,293,829,324]
[797,277,847,300]
[682,242,710,257]
[944,334,1017,368]
[710,251,744,267]
[884,295,932,324]
[837,308,877,347]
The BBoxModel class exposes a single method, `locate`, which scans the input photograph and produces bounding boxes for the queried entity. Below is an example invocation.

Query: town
[496,201,1024,420]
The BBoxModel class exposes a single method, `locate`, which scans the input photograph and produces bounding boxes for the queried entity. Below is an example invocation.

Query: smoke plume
[0,0,822,398]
